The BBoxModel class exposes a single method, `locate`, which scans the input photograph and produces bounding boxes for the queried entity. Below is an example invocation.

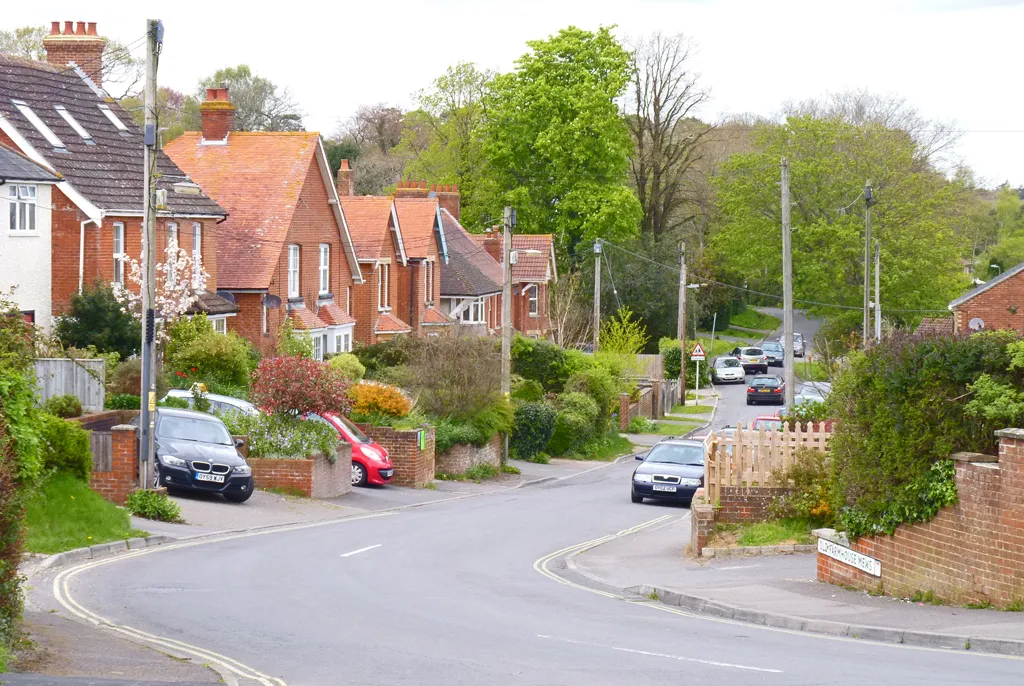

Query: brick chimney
[394,180,430,199]
[337,159,355,197]
[479,229,502,262]
[200,87,236,143]
[43,21,106,87]
[434,184,461,220]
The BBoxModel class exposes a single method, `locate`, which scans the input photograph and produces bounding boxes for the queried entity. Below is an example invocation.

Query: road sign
[690,342,706,360]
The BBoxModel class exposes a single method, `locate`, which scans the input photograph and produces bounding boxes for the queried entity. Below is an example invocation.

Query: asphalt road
[64,463,1024,686]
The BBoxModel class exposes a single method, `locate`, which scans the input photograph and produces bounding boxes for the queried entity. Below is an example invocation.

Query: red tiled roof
[339,196,396,261]
[422,306,453,326]
[318,303,356,326]
[374,312,412,334]
[512,234,553,282]
[394,197,438,259]
[165,132,321,290]
[288,307,328,330]
[914,317,954,336]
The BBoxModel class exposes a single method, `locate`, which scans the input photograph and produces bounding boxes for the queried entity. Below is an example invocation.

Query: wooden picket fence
[704,421,831,503]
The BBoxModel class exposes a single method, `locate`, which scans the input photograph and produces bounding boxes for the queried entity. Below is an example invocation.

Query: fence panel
[89,431,113,472]
[34,358,105,413]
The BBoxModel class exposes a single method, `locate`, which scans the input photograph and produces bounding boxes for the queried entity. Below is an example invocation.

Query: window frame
[191,222,203,286]
[262,302,269,336]
[166,222,179,284]
[287,245,300,299]
[312,334,323,361]
[377,263,390,311]
[212,317,227,335]
[112,222,125,284]
[8,185,37,233]
[319,243,330,295]
[424,260,434,305]
[527,284,539,317]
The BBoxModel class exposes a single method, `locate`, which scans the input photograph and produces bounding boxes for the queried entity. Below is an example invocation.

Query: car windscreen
[750,376,780,387]
[157,415,233,445]
[761,342,783,352]
[742,348,763,356]
[716,358,741,368]
[645,443,704,466]
[335,414,371,443]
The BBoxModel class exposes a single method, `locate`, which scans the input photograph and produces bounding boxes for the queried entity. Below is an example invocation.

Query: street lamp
[991,264,1002,276]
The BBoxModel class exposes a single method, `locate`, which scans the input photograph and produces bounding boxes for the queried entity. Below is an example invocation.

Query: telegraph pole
[592,240,602,352]
[139,19,161,490]
[500,206,514,464]
[677,242,687,403]
[781,158,795,408]
[863,180,873,346]
[874,240,881,343]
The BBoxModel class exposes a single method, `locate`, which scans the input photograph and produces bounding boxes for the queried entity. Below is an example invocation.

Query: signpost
[690,342,706,406]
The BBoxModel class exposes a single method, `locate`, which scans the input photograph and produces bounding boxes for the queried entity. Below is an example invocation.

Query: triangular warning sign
[690,342,706,359]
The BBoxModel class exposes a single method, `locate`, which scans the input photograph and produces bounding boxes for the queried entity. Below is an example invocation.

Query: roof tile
[318,302,356,326]
[288,306,328,330]
[374,312,412,334]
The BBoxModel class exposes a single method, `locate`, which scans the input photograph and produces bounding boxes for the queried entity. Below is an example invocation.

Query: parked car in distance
[143,408,254,503]
[631,438,705,505]
[752,415,784,432]
[778,333,806,357]
[730,346,768,375]
[746,374,785,406]
[760,340,784,367]
[710,356,745,384]
[307,413,394,487]
[163,388,260,416]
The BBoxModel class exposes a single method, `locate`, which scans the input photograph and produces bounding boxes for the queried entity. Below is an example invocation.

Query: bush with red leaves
[250,356,352,417]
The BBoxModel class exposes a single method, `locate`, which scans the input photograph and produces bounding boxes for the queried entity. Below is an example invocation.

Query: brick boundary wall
[89,424,138,504]
[437,435,500,475]
[817,430,1024,608]
[718,486,793,524]
[248,446,352,499]
[74,410,138,432]
[356,424,435,488]
[691,500,716,554]
[618,388,655,431]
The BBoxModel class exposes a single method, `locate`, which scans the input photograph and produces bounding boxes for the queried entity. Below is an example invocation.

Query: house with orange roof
[472,231,557,339]
[165,89,362,359]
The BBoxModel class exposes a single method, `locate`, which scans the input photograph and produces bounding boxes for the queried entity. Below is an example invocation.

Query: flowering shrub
[219,411,339,461]
[250,356,351,417]
[348,382,410,419]
[113,246,209,342]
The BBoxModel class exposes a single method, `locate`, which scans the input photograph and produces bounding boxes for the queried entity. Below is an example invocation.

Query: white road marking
[716,564,759,571]
[537,634,782,673]
[340,544,382,558]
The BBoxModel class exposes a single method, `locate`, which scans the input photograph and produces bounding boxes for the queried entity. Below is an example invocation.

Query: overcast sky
[10,0,1024,187]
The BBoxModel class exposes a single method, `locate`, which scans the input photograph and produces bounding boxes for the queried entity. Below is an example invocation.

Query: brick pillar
[91,424,138,505]
[619,393,631,432]
[691,502,716,557]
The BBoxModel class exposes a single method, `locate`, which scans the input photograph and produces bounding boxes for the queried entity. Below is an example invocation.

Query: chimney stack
[394,179,431,199]
[434,183,461,220]
[43,20,107,87]
[200,87,236,143]
[337,159,355,197]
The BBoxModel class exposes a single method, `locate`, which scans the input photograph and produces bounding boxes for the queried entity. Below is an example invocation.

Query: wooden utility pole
[592,240,602,352]
[677,242,687,403]
[863,180,873,345]
[781,158,795,408]
[874,240,881,343]
[139,19,161,490]
[501,206,513,397]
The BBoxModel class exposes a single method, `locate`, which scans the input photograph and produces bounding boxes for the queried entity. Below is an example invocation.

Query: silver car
[730,346,768,375]
[710,355,745,384]
[163,388,261,416]
[779,333,806,357]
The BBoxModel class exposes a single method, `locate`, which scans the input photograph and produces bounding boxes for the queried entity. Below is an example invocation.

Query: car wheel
[351,462,368,487]
[224,489,252,504]
[631,489,644,504]
[746,398,753,405]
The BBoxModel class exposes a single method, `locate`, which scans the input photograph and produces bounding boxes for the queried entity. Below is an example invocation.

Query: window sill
[528,313,540,318]
[7,231,39,237]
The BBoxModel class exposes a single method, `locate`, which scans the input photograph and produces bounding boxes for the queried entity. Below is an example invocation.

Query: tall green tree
[710,115,970,318]
[477,26,642,262]
[55,283,141,360]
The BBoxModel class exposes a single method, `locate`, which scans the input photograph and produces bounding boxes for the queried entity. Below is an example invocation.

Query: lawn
[669,403,713,415]
[710,327,760,341]
[25,474,148,554]
[580,432,636,461]
[730,309,781,332]
[796,360,830,382]
[650,420,702,436]
[710,517,816,548]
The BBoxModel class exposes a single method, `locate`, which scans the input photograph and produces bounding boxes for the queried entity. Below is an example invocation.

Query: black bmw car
[631,439,705,505]
[145,408,255,503]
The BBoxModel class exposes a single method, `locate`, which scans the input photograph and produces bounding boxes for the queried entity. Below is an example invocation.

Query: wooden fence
[34,358,105,413]
[704,421,831,503]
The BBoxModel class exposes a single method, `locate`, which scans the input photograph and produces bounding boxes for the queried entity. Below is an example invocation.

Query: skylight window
[97,104,129,132]
[54,105,94,144]
[12,100,64,148]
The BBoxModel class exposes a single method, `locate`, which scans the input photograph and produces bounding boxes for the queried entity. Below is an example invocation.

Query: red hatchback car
[311,413,394,487]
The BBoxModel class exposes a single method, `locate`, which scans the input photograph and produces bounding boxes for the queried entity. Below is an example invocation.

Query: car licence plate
[759,389,771,393]
[652,484,677,492]
[195,473,225,483]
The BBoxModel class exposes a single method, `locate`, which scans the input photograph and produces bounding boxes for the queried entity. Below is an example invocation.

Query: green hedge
[511,401,556,461]
[38,413,92,481]
[43,394,82,419]
[547,392,600,457]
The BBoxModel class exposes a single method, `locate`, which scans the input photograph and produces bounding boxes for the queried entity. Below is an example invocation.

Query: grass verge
[568,432,635,461]
[669,404,713,415]
[25,474,147,554]
[796,360,830,382]
[709,517,816,548]
[650,420,702,437]
[730,309,781,331]
[436,463,500,482]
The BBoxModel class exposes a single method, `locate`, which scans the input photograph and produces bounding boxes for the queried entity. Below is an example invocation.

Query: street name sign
[818,538,881,577]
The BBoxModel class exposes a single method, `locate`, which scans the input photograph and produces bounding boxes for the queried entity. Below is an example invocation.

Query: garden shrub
[547,392,600,456]
[55,281,140,360]
[328,353,366,381]
[511,378,545,403]
[408,335,501,420]
[627,416,656,434]
[348,382,410,419]
[781,400,829,424]
[768,447,834,526]
[108,359,168,398]
[565,367,618,434]
[354,338,415,376]
[511,335,569,392]
[104,393,140,410]
[511,401,556,461]
[433,417,483,454]
[38,413,92,481]
[468,396,514,441]
[219,412,340,461]
[165,314,214,363]
[659,337,710,387]
[276,316,315,358]
[167,331,252,389]
[43,394,82,419]
[828,331,1017,538]
[158,396,190,409]
[250,356,351,417]
[125,489,183,522]
[433,398,514,454]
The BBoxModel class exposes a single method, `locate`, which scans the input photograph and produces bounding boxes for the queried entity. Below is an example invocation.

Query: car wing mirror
[234,438,245,448]
[635,453,646,461]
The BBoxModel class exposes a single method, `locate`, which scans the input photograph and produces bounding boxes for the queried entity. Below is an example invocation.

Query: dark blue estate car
[631,439,705,505]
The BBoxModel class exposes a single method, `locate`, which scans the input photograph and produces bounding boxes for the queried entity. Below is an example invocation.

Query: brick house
[948,260,1024,334]
[472,232,557,339]
[165,91,363,358]
[438,208,502,335]
[0,22,234,330]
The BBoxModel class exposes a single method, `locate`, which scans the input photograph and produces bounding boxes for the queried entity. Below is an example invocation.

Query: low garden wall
[356,424,435,488]
[718,486,793,524]
[436,435,501,475]
[248,444,352,499]
[88,424,138,505]
[816,429,1024,608]
[618,386,656,431]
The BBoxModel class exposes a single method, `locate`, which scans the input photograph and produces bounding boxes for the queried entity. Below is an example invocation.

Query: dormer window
[54,105,94,144]
[12,100,64,149]
[97,104,129,132]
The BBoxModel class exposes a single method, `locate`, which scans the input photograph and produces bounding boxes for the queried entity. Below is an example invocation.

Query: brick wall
[436,435,501,475]
[817,431,1024,607]
[248,445,352,499]
[953,270,1024,334]
[718,486,792,523]
[74,410,137,432]
[356,424,435,488]
[89,424,137,504]
[691,501,716,554]
[511,283,550,337]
